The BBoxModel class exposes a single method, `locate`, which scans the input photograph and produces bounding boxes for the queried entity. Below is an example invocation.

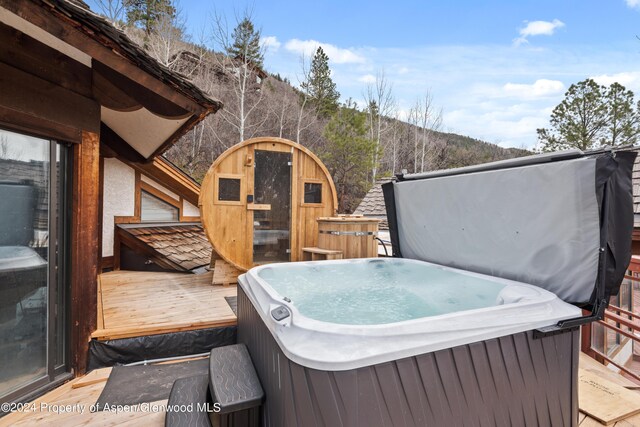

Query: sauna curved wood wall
[200,137,338,271]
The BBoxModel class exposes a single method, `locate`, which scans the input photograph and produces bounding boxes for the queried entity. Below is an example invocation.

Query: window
[218,177,241,202]
[304,182,322,204]
[141,190,179,222]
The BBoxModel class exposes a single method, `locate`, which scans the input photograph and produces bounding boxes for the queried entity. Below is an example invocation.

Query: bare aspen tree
[146,9,190,70]
[266,79,298,139]
[273,90,292,138]
[409,103,420,173]
[386,112,402,175]
[418,91,443,172]
[94,0,126,27]
[210,11,267,143]
[364,71,395,182]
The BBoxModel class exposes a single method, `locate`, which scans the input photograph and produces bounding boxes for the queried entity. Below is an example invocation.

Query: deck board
[91,270,237,340]
[0,368,165,427]
[579,353,640,426]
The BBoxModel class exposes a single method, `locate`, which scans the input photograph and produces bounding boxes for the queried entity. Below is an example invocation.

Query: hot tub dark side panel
[237,287,579,427]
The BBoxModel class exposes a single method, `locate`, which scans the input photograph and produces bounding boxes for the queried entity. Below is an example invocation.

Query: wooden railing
[592,256,640,382]
[595,313,640,382]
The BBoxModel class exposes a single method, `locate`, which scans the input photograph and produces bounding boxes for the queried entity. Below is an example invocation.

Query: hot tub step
[164,374,212,427]
[209,344,263,426]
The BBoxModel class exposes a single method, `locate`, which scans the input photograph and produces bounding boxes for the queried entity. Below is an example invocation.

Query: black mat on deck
[225,296,237,315]
[87,325,236,370]
[93,358,209,411]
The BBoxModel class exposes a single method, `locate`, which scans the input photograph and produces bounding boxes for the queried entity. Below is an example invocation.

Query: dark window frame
[215,174,244,206]
[302,181,323,205]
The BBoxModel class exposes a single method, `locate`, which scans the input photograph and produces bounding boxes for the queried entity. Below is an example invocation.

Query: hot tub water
[258,259,531,325]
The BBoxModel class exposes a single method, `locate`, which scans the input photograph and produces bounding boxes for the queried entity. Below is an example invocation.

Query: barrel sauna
[199,137,338,271]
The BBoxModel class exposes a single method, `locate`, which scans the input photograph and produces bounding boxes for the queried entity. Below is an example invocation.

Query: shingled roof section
[39,0,222,113]
[354,179,393,230]
[118,223,212,272]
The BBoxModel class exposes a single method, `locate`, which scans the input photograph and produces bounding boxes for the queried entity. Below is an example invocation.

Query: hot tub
[237,258,582,426]
[238,149,636,426]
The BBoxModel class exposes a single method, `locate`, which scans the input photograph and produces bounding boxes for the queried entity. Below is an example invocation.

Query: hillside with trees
[93,0,529,212]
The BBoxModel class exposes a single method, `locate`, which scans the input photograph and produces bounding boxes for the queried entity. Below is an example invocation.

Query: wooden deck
[1,352,638,426]
[92,270,237,340]
[0,367,165,427]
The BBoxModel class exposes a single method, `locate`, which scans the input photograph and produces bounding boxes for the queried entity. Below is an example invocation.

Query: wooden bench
[209,344,263,426]
[302,247,343,261]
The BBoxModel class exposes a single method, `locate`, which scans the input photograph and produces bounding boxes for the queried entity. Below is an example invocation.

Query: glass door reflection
[0,128,67,403]
[0,130,50,398]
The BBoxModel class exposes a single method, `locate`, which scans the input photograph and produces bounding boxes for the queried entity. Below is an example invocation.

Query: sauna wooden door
[250,149,292,264]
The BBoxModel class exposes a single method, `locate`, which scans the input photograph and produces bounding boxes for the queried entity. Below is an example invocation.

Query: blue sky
[88,0,640,148]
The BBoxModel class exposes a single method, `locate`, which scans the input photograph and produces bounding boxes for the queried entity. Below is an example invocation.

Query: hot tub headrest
[383,149,637,312]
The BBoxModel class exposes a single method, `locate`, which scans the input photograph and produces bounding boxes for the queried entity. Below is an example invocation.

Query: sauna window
[218,177,241,202]
[141,190,179,222]
[304,183,322,204]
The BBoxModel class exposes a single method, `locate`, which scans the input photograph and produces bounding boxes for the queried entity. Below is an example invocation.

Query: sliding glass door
[0,128,69,404]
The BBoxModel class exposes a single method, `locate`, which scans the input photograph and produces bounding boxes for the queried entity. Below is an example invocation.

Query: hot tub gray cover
[383,150,636,307]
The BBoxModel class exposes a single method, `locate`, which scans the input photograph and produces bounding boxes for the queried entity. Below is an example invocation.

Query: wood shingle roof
[117,223,212,272]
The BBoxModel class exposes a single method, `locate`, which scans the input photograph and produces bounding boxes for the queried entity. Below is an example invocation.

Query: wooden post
[581,309,595,357]
[70,130,100,375]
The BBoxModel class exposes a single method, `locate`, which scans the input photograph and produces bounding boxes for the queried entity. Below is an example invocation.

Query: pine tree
[302,47,340,118]
[321,100,377,212]
[537,79,608,151]
[226,18,264,68]
[603,82,639,146]
[124,0,175,34]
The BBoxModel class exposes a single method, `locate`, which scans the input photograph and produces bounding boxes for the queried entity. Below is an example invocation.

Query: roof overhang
[0,0,222,161]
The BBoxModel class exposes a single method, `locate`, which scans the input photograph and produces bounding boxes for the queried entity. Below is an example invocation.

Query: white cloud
[358,74,376,83]
[261,36,281,51]
[626,0,640,9]
[520,19,565,37]
[503,79,565,98]
[443,105,551,147]
[284,39,365,64]
[592,71,640,90]
[514,19,564,46]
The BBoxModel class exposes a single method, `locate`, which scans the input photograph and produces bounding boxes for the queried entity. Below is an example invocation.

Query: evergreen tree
[537,78,639,151]
[124,0,175,34]
[226,18,264,68]
[321,100,378,212]
[302,47,340,118]
[603,82,639,146]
